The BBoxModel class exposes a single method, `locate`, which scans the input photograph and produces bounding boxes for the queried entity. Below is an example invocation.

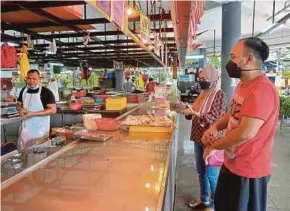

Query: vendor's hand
[203,146,216,165]
[19,109,25,117]
[202,126,218,145]
[180,108,194,116]
[21,112,34,120]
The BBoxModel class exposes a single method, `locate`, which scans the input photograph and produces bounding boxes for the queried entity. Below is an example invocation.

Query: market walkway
[174,116,290,211]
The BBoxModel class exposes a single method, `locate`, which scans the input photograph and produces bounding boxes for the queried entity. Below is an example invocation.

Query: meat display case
[1,103,179,211]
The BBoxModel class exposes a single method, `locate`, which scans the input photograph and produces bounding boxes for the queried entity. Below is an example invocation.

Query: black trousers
[214,165,270,211]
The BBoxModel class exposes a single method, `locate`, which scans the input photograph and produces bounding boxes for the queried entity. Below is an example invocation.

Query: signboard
[96,0,111,18]
[140,13,151,43]
[111,0,125,29]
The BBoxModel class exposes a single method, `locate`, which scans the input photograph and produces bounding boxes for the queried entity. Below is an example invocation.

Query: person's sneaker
[187,199,210,209]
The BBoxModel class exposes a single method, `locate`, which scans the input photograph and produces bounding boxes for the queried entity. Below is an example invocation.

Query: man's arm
[16,101,25,117]
[211,116,265,150]
[16,101,23,111]
[212,112,230,131]
[31,104,57,116]
[22,104,56,120]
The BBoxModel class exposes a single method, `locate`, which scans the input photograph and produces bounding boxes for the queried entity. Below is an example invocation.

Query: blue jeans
[194,142,218,203]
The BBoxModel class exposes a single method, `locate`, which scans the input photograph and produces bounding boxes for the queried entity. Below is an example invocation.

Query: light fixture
[127,7,133,15]
[186,55,205,60]
[145,183,151,188]
[142,39,148,44]
[148,45,154,50]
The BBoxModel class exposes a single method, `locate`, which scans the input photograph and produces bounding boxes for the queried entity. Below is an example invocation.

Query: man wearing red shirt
[146,78,156,93]
[202,37,279,211]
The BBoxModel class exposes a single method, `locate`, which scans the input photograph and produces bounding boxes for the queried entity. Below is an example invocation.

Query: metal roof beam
[1,1,86,13]
[1,18,110,30]
[2,13,172,30]
[26,28,174,40]
[10,1,151,67]
[31,37,175,48]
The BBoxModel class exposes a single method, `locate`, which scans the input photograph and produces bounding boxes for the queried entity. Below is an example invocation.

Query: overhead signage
[96,0,111,18]
[111,0,126,30]
[140,13,151,43]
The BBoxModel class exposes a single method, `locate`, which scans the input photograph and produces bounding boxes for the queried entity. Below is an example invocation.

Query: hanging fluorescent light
[49,63,64,66]
[186,55,205,60]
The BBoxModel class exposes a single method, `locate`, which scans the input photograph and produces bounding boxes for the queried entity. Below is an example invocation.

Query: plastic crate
[106,97,127,110]
[126,94,145,103]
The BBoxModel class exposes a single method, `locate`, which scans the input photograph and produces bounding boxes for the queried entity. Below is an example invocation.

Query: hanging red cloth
[1,42,17,68]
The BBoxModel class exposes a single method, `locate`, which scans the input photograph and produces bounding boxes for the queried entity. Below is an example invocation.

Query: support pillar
[221,2,241,104]
[199,48,206,68]
[115,69,124,91]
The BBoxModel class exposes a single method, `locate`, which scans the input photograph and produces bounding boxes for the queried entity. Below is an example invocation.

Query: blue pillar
[221,2,241,104]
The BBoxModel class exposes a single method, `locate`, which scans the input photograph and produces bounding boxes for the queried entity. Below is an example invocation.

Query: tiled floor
[174,116,290,211]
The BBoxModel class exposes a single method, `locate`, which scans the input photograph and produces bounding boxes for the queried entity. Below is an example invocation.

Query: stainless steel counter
[0,117,20,126]
[1,105,179,211]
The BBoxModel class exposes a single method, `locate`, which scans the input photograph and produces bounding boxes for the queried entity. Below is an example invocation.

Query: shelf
[0,68,18,71]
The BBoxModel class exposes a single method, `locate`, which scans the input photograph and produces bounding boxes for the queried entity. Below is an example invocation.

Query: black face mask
[226,60,242,78]
[226,60,260,79]
[199,80,211,90]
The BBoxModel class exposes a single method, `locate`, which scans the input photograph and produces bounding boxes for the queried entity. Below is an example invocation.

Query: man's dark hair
[27,69,40,76]
[149,78,154,82]
[241,37,269,62]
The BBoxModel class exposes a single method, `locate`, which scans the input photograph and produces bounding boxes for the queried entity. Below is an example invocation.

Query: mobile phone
[186,103,195,114]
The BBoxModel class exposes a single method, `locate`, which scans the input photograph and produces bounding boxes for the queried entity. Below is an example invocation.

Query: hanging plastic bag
[1,42,17,68]
[19,121,29,150]
[48,79,60,101]
[19,45,30,79]
[83,31,90,46]
[27,35,34,49]
[48,39,57,54]
[207,150,224,167]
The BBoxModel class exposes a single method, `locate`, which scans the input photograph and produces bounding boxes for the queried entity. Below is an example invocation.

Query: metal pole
[146,0,149,16]
[252,0,256,36]
[272,0,276,24]
[84,3,87,19]
[213,29,216,56]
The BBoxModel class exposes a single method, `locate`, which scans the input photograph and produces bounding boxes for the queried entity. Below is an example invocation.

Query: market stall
[1,102,179,211]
